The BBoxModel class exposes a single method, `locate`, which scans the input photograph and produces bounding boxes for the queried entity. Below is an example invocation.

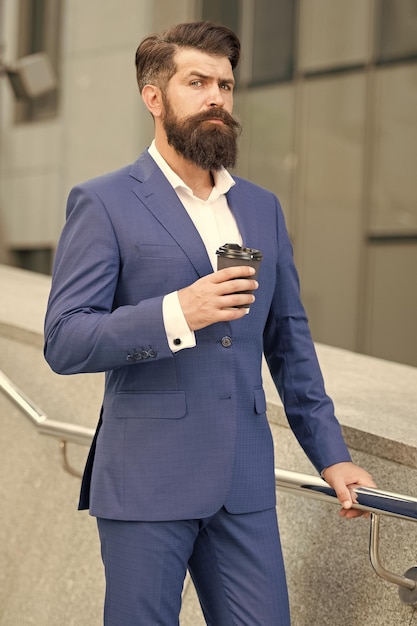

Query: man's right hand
[178,266,259,331]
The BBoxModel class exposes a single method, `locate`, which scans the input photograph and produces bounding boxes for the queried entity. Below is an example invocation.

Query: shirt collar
[148,140,235,200]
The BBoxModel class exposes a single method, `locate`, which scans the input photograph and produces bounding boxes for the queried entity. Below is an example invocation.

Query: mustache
[191,108,242,132]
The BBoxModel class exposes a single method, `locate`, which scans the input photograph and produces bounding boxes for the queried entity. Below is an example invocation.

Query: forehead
[171,47,234,81]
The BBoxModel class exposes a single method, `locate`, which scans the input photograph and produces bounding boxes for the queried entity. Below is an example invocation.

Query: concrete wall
[0,0,155,250]
[1,264,417,625]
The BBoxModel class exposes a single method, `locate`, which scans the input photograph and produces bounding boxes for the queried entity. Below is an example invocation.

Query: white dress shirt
[147,141,242,352]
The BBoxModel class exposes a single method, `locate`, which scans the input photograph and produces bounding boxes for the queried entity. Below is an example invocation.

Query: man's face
[161,48,242,170]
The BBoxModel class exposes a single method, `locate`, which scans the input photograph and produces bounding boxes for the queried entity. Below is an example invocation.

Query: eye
[220,82,233,92]
[190,80,203,87]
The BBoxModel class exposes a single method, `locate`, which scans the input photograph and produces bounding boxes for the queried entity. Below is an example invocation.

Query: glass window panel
[296,74,367,350]
[201,0,240,34]
[10,247,53,275]
[365,244,417,367]
[235,84,296,224]
[298,0,372,72]
[377,0,417,62]
[251,0,296,85]
[369,65,417,234]
[201,0,296,85]
[15,0,62,123]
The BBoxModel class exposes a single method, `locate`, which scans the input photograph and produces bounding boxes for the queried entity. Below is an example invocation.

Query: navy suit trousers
[97,506,291,625]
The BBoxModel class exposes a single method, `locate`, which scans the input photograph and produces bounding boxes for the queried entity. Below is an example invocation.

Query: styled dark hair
[135,21,241,93]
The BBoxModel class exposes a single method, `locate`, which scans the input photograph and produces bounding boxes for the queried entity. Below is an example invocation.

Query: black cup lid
[216,243,263,261]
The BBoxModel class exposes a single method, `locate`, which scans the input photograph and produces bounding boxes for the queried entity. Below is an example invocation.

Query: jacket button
[221,336,232,348]
[126,354,135,362]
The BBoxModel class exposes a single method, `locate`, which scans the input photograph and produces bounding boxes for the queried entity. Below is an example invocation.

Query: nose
[207,84,225,108]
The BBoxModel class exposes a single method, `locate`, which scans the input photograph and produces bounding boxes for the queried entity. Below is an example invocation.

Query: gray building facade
[0,0,416,367]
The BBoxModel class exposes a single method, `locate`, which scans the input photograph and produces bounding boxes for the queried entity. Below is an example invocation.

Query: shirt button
[173,338,182,346]
[221,336,233,348]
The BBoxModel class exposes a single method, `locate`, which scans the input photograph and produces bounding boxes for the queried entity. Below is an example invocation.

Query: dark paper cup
[216,243,263,308]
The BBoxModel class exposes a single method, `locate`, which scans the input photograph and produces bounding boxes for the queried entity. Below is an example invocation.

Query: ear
[141,84,163,118]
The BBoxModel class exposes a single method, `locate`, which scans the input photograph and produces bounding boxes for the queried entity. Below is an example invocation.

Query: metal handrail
[1,367,417,605]
[275,467,417,605]
[274,468,417,522]
[0,369,95,445]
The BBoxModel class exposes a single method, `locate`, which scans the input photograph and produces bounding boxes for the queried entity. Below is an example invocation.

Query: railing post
[369,513,417,606]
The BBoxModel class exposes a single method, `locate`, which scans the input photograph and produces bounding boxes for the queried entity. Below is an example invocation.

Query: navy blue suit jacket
[44,150,351,521]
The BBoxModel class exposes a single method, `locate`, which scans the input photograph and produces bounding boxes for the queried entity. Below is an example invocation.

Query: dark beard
[162,101,242,171]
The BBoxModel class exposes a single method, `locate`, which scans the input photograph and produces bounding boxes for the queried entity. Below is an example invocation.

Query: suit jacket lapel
[129,152,213,278]
[227,181,261,251]
[128,152,261,276]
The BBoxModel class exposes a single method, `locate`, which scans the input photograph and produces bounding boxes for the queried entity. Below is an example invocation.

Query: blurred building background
[0,0,416,367]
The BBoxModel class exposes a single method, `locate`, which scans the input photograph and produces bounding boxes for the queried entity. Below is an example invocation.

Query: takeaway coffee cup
[216,243,263,308]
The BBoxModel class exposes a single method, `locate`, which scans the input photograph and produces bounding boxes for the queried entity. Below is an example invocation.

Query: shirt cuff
[163,291,196,352]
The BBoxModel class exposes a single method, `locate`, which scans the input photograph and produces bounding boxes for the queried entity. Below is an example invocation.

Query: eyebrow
[185,71,235,86]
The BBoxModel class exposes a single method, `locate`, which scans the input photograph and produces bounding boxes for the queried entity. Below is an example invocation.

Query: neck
[155,135,214,201]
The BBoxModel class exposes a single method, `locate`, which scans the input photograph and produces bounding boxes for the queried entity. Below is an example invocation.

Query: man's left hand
[321,462,377,519]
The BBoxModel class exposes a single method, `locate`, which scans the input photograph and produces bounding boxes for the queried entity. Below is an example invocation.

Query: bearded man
[44,21,375,626]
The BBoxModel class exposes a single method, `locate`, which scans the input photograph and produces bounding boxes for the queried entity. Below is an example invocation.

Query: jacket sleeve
[44,185,173,375]
[263,197,351,473]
